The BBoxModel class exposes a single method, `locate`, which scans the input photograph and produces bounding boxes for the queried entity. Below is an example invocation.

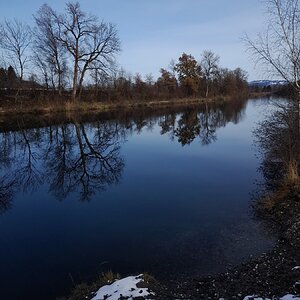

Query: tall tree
[53,2,120,100]
[33,4,67,94]
[244,0,300,93]
[245,0,300,184]
[200,50,220,98]
[0,19,31,85]
[175,53,201,96]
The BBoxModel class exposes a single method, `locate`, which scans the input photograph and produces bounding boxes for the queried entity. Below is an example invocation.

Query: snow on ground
[243,295,300,300]
[90,274,154,300]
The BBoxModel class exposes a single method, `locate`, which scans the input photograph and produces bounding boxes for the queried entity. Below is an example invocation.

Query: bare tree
[245,1,300,184]
[33,53,50,89]
[200,50,220,98]
[254,101,300,185]
[33,4,67,94]
[244,0,300,93]
[53,2,120,100]
[0,19,31,84]
[168,59,177,77]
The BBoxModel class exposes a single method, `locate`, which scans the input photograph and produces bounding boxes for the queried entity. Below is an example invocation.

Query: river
[0,98,278,299]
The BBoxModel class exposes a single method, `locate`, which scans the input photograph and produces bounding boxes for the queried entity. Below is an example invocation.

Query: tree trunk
[298,93,300,135]
[78,72,85,100]
[78,63,89,100]
[72,62,78,101]
[205,82,209,98]
[58,68,62,96]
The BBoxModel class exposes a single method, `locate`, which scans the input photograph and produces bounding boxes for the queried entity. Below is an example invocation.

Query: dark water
[0,98,276,299]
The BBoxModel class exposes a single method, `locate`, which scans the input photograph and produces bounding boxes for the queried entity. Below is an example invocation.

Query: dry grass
[57,271,121,300]
[261,185,291,211]
[259,179,300,212]
[0,96,230,116]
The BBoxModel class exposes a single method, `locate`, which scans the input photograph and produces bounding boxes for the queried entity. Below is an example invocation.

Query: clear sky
[0,0,267,80]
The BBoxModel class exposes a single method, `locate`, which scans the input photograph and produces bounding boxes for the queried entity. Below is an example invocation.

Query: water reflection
[0,99,247,211]
[0,178,14,213]
[47,122,125,201]
[0,120,125,206]
[159,99,246,146]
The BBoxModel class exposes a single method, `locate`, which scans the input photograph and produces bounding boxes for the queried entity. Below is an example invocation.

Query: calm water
[0,98,276,299]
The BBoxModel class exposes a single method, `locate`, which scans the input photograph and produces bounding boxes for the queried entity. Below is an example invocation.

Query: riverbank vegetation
[245,0,300,215]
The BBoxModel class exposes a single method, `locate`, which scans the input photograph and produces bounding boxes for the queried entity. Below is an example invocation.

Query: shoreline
[160,185,300,299]
[64,187,300,300]
[0,93,270,116]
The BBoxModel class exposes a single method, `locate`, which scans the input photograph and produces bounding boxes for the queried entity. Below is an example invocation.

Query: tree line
[0,1,248,102]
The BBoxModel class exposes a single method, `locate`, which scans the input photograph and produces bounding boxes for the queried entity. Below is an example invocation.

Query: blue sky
[0,0,266,80]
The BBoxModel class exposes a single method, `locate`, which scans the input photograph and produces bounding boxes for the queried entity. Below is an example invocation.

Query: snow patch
[248,80,288,87]
[90,274,154,300]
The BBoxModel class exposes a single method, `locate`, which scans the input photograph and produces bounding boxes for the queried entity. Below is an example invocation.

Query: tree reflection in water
[0,120,125,206]
[0,99,247,212]
[46,122,125,201]
[0,179,15,213]
[159,100,245,146]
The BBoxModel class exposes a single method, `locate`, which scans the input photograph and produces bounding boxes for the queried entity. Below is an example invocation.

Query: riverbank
[167,185,300,299]
[0,94,256,116]
[0,96,248,134]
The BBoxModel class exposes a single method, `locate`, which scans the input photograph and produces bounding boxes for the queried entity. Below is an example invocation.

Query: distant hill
[248,80,288,87]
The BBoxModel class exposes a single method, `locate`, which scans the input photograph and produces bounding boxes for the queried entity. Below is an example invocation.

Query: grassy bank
[0,95,245,116]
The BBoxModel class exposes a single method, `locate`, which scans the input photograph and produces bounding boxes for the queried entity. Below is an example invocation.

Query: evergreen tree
[7,66,17,88]
[0,68,8,88]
